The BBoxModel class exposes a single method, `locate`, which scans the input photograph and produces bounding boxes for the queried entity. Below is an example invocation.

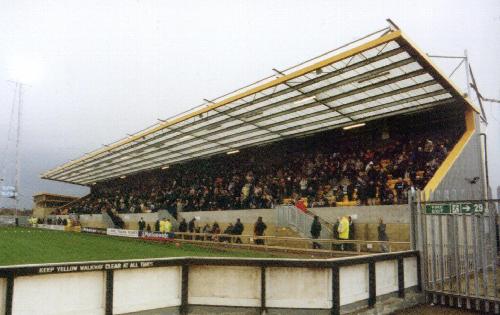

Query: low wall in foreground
[0,251,420,315]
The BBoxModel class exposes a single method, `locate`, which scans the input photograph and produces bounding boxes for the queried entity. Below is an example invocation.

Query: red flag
[295,199,307,213]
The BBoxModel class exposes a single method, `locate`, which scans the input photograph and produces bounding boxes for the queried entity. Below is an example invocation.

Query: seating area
[57,111,464,216]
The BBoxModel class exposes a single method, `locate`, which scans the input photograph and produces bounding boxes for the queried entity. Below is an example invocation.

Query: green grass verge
[0,227,278,266]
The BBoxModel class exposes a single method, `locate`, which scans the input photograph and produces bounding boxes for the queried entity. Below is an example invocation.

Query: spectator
[178,218,187,233]
[310,215,322,249]
[394,177,407,204]
[195,226,202,240]
[211,222,221,241]
[332,217,340,251]
[348,216,355,251]
[188,218,196,233]
[222,223,233,242]
[154,219,160,232]
[254,216,267,245]
[138,217,146,236]
[202,223,211,234]
[378,218,389,252]
[138,217,146,232]
[232,218,244,244]
[187,217,196,240]
[66,126,461,214]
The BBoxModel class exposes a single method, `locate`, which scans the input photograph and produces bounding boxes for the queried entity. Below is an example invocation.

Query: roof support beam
[272,67,354,122]
[57,77,440,182]
[44,48,407,179]
[70,88,451,184]
[79,97,456,184]
[48,56,418,180]
[43,30,404,179]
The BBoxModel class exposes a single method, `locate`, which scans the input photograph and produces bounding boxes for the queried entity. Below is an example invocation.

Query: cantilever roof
[42,28,478,186]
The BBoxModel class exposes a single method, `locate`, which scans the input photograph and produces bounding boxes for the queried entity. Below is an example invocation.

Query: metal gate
[415,194,500,313]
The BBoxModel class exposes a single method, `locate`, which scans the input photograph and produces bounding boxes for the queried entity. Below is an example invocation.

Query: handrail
[303,208,335,234]
[277,204,334,239]
[171,231,409,245]
[142,231,411,253]
[53,194,90,213]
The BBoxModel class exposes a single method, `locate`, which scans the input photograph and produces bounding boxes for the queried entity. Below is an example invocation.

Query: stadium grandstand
[3,21,493,315]
[41,25,485,223]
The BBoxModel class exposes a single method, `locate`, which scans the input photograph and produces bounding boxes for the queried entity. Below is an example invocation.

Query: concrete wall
[32,207,54,218]
[312,205,409,224]
[189,266,261,307]
[0,255,419,314]
[179,208,276,239]
[0,278,5,315]
[76,213,161,230]
[12,271,105,315]
[403,257,418,288]
[180,205,410,242]
[113,266,181,314]
[340,264,369,305]
[71,205,410,242]
[266,267,331,309]
[432,112,484,200]
[117,213,159,230]
[179,205,409,225]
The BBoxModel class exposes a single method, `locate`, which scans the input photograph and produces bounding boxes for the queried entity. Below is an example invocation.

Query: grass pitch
[0,227,278,266]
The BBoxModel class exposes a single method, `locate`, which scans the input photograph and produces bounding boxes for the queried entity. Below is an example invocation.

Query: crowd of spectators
[63,125,462,215]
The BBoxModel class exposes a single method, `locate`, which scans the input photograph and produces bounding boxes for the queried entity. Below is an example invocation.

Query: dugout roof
[42,27,478,185]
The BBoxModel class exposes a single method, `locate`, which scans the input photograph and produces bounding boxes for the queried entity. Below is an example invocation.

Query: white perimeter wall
[266,267,332,309]
[340,264,369,305]
[12,272,105,315]
[1,256,419,314]
[189,266,261,307]
[113,267,181,314]
[0,278,5,315]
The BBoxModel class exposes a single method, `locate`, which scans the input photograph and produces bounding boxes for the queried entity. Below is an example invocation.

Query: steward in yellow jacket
[159,219,166,233]
[338,216,350,251]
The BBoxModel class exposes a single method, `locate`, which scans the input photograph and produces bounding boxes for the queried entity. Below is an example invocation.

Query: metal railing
[165,231,409,254]
[276,204,334,239]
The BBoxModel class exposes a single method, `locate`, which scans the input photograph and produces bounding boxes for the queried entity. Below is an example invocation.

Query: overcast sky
[0,0,499,209]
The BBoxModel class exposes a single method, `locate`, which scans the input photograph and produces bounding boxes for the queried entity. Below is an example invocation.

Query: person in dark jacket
[138,217,146,230]
[348,216,355,251]
[211,222,221,242]
[378,218,389,252]
[310,215,322,249]
[138,217,146,236]
[188,218,196,233]
[332,217,340,251]
[178,218,187,232]
[154,219,160,232]
[146,224,152,233]
[188,217,196,240]
[222,223,234,242]
[254,216,267,245]
[232,218,244,244]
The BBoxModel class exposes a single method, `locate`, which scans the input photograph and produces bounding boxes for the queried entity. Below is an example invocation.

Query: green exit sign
[425,204,450,214]
[426,203,484,214]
